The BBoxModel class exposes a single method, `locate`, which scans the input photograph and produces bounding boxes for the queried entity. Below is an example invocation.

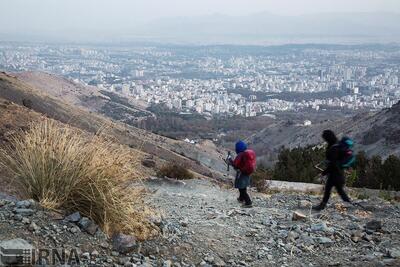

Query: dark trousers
[322,176,351,204]
[238,188,252,205]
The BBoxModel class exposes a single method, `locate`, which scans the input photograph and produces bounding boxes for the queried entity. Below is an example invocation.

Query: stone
[365,220,382,232]
[163,260,172,267]
[112,233,137,254]
[298,200,312,209]
[28,222,40,232]
[14,214,23,221]
[351,230,363,239]
[65,211,81,223]
[100,242,109,249]
[287,231,299,241]
[214,258,226,267]
[311,222,331,233]
[119,257,131,265]
[0,239,34,265]
[292,211,307,221]
[21,217,30,224]
[16,200,32,209]
[14,208,34,216]
[70,226,80,234]
[91,250,99,257]
[81,252,91,260]
[388,248,400,258]
[315,237,334,244]
[204,256,214,263]
[180,218,189,227]
[78,217,98,235]
[347,222,362,231]
[0,199,7,207]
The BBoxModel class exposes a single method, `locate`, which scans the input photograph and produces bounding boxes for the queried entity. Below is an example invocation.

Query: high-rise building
[344,68,352,81]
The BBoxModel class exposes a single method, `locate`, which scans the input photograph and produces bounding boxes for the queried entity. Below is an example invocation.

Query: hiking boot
[242,203,253,208]
[312,203,326,211]
[237,197,245,203]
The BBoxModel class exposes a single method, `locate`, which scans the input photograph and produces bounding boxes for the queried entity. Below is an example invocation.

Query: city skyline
[1,42,398,118]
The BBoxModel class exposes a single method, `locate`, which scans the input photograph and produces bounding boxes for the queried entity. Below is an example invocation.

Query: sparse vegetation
[353,189,370,200]
[379,190,394,202]
[157,163,194,180]
[271,146,400,191]
[251,167,272,192]
[0,119,157,240]
[272,146,325,183]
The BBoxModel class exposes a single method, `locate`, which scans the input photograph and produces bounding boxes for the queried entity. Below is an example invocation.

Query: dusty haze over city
[0,0,400,43]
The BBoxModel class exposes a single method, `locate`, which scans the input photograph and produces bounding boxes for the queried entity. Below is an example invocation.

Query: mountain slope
[0,72,227,179]
[249,103,400,163]
[15,71,153,123]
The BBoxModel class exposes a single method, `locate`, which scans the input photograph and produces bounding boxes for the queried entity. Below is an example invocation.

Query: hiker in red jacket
[227,140,256,208]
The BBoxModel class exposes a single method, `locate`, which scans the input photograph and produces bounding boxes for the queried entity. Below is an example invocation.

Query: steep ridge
[0,72,227,179]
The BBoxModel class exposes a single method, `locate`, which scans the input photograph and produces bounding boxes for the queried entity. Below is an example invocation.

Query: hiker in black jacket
[313,130,351,211]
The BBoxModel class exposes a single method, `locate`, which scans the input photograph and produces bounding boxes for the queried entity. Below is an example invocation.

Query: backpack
[337,137,356,169]
[240,149,257,175]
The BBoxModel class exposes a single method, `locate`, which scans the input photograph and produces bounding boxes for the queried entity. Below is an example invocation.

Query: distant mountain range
[1,12,399,44]
[131,12,400,44]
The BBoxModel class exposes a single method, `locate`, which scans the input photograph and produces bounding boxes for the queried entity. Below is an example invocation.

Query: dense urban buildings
[1,43,399,117]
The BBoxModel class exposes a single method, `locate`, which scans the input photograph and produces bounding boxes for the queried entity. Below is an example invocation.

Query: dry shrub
[251,168,271,192]
[157,163,194,180]
[0,119,157,240]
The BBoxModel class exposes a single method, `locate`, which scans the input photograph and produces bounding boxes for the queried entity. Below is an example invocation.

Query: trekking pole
[226,151,231,172]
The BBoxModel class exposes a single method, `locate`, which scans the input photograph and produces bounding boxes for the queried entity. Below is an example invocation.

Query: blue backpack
[337,137,356,169]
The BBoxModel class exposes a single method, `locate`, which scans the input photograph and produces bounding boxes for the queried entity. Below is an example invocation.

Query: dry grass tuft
[0,119,157,240]
[157,163,194,180]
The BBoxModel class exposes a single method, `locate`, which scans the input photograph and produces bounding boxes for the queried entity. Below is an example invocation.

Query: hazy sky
[0,0,399,40]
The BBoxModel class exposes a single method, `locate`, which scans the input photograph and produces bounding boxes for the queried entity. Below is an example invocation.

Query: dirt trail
[142,178,400,267]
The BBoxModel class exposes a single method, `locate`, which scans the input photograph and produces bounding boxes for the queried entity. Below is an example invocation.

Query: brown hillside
[0,72,227,180]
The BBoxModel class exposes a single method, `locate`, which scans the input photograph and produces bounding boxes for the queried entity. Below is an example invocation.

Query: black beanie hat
[322,130,338,146]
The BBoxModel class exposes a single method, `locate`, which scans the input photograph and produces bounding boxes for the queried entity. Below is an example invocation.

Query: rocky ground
[1,178,400,267]
[141,178,400,267]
